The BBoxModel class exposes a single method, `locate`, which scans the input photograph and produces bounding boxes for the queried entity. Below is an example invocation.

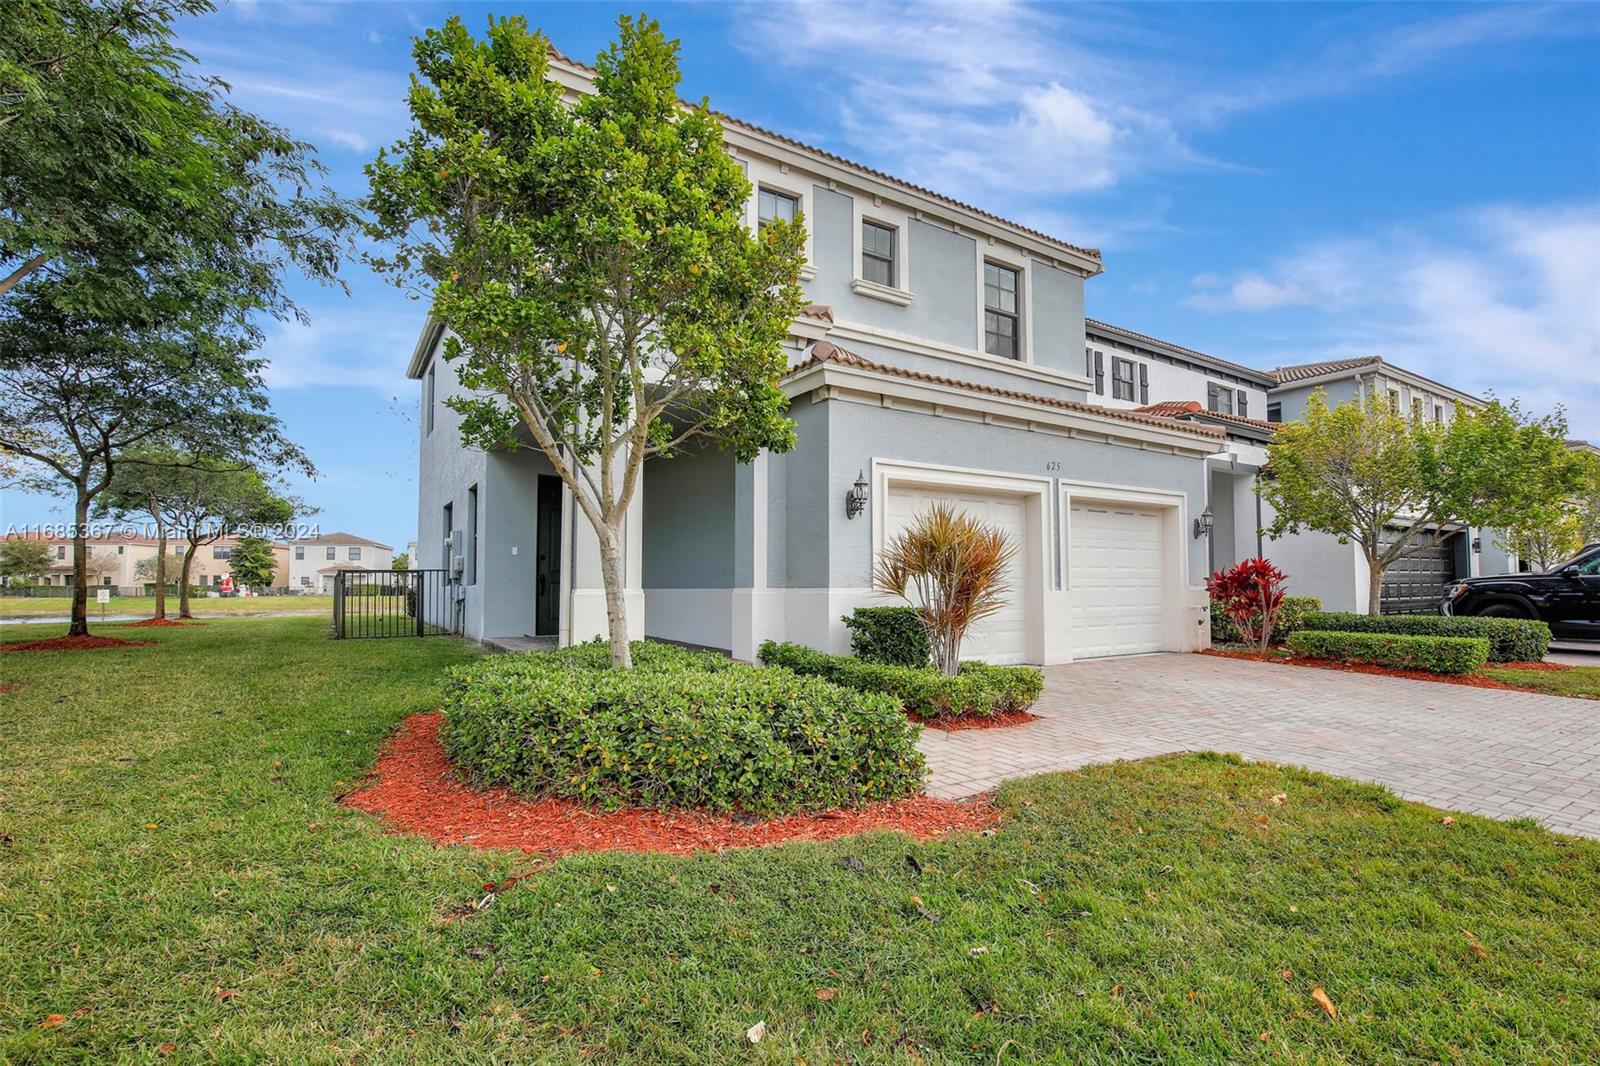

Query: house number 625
[1045,461,1061,472]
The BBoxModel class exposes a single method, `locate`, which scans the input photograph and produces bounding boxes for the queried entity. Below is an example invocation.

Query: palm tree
[874,504,1017,675]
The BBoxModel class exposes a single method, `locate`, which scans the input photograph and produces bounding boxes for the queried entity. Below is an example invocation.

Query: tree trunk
[1366,555,1384,617]
[178,541,198,619]
[597,525,633,668]
[69,489,90,636]
[151,498,167,621]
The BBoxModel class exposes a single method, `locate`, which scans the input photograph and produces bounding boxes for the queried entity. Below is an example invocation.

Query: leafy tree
[874,505,1017,676]
[1262,392,1583,615]
[148,463,300,618]
[391,553,410,570]
[0,286,312,633]
[1495,447,1600,570]
[0,0,351,308]
[367,15,806,667]
[0,537,51,584]
[228,535,277,589]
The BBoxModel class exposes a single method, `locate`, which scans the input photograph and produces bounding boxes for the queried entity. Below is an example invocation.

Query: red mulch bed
[1199,647,1522,691]
[1,635,157,653]
[1493,661,1571,672]
[120,617,193,628]
[342,712,999,857]
[916,709,1041,732]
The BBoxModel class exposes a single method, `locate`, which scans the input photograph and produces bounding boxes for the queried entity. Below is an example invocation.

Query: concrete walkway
[919,653,1600,839]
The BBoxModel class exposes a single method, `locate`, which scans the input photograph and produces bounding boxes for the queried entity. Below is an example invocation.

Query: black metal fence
[332,569,457,639]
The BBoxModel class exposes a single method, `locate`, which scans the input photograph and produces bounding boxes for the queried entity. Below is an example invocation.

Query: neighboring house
[287,533,394,594]
[407,48,1224,664]
[1,533,160,588]
[201,538,292,591]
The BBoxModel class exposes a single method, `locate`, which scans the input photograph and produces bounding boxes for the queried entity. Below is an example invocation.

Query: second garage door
[1069,501,1166,658]
[883,484,1030,664]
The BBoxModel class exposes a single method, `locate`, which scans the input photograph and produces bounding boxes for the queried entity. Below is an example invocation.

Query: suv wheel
[1478,603,1531,619]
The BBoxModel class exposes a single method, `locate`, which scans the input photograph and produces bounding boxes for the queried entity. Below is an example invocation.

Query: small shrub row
[1300,611,1549,664]
[1210,595,1322,645]
[758,641,1043,720]
[842,606,931,668]
[1287,630,1490,676]
[443,640,924,815]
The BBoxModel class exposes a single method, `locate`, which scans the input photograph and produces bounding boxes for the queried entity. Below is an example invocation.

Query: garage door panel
[1069,503,1165,658]
[885,484,1030,664]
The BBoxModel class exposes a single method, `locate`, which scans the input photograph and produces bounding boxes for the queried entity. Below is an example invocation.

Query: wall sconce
[1193,508,1214,540]
[1471,536,1481,553]
[845,469,869,520]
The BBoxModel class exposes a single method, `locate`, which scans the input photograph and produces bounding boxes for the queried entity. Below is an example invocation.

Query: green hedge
[758,641,1043,721]
[1288,630,1490,675]
[1210,595,1322,645]
[442,640,924,815]
[842,606,930,667]
[1299,612,1549,664]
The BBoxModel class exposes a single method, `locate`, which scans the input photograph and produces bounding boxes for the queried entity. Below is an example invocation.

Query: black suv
[1442,543,1600,640]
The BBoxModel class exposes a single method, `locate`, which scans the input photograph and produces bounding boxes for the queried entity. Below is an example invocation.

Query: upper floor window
[861,220,896,287]
[1387,388,1400,411]
[1434,404,1444,423]
[325,547,336,560]
[983,261,1020,360]
[294,546,304,560]
[56,545,66,560]
[1206,383,1234,414]
[212,546,232,561]
[1111,357,1137,401]
[1411,396,1424,420]
[425,363,436,435]
[757,188,797,228]
[1267,401,1282,423]
[348,547,362,561]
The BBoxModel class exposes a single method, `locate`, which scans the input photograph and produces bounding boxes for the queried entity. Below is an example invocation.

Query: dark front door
[1381,529,1457,614]
[535,475,562,636]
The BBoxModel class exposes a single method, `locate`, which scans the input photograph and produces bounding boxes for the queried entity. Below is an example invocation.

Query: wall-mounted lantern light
[1193,508,1214,540]
[846,470,869,520]
[1471,536,1481,553]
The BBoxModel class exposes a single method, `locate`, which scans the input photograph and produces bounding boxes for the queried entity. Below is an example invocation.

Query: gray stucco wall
[642,444,735,589]
[1030,262,1086,377]
[414,338,489,635]
[772,399,831,589]
[1271,379,1360,424]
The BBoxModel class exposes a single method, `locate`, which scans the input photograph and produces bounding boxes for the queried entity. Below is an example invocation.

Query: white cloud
[1187,204,1600,432]
[322,129,372,152]
[257,305,426,394]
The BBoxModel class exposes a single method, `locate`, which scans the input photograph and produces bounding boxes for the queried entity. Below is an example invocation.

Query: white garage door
[883,484,1030,664]
[1068,502,1166,658]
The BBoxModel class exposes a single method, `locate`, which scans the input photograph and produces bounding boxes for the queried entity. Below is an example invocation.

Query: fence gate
[332,569,457,639]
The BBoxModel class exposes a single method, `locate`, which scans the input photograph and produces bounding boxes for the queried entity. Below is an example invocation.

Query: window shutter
[1094,351,1104,395]
[1138,364,1149,405]
[1084,347,1094,377]
[1206,383,1218,411]
[1237,390,1247,416]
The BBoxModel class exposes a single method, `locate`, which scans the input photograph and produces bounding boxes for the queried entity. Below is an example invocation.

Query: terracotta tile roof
[547,48,1101,266]
[791,341,1224,441]
[293,532,392,550]
[1134,400,1281,434]
[1085,319,1275,383]
[1269,356,1383,384]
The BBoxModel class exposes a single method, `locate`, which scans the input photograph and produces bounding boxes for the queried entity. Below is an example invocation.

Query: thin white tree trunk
[597,525,632,668]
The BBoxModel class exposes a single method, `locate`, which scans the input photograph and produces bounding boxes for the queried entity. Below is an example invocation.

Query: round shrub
[842,606,931,667]
[442,643,925,815]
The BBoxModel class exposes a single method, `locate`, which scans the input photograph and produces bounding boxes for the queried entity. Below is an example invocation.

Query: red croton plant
[1206,557,1289,655]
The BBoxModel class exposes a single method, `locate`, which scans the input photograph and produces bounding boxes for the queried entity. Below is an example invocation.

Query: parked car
[1442,543,1600,640]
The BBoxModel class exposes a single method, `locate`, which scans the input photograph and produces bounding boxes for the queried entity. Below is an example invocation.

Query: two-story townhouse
[2,533,161,589]
[406,46,1225,663]
[287,533,394,594]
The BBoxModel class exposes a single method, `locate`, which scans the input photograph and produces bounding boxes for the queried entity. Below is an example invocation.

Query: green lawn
[2,618,1597,1063]
[0,594,333,619]
[1486,665,1600,699]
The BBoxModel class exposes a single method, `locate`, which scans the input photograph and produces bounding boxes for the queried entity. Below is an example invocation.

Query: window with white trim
[983,261,1020,360]
[294,546,304,560]
[1206,383,1234,414]
[861,220,896,287]
[757,187,797,228]
[325,546,335,560]
[1111,357,1136,401]
[348,546,361,561]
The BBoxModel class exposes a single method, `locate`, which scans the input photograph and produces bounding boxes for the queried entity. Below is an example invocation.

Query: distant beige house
[287,532,394,594]
[0,533,289,591]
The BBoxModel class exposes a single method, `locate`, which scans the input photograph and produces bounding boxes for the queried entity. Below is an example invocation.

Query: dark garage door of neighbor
[1380,530,1458,614]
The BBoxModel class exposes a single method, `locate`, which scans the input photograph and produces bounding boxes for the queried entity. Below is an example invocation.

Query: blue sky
[3,1,1597,551]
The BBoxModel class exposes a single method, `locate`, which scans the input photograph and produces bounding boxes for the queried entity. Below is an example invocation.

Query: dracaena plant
[874,504,1017,676]
[1206,557,1289,655]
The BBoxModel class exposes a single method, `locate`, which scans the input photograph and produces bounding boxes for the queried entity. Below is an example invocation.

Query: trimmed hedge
[842,606,931,667]
[758,640,1043,720]
[1288,630,1490,676]
[443,640,924,815]
[1210,595,1322,645]
[1299,612,1549,664]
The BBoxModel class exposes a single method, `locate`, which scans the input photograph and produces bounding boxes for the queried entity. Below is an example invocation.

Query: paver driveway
[919,652,1600,838]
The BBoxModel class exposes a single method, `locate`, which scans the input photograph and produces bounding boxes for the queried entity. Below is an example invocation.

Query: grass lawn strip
[2,617,1597,1062]
[0,594,334,619]
[1485,665,1600,699]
